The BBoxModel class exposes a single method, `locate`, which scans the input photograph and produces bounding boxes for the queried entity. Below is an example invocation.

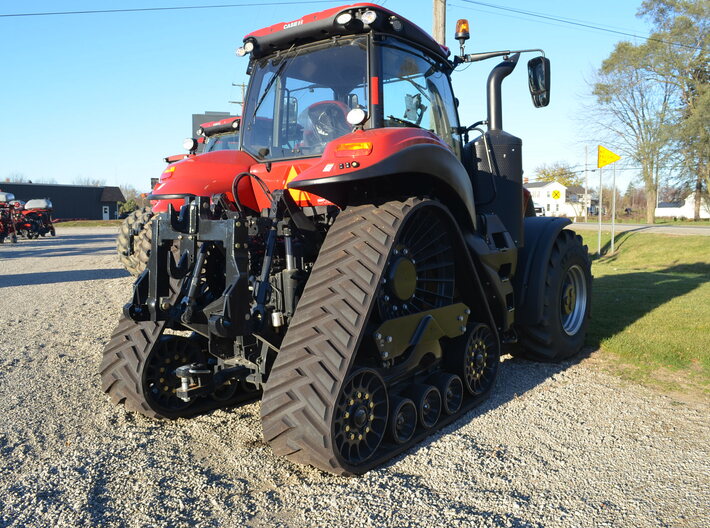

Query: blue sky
[0,1,651,193]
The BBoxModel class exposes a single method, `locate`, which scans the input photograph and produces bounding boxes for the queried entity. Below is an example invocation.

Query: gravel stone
[0,228,708,527]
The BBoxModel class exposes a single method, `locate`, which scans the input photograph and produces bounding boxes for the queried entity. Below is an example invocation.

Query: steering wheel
[306,101,351,144]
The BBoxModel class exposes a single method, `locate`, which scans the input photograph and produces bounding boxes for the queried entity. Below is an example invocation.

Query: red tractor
[102,4,591,476]
[0,192,19,244]
[117,116,241,275]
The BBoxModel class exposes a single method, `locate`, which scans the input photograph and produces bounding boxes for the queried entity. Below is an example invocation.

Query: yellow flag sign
[598,145,621,168]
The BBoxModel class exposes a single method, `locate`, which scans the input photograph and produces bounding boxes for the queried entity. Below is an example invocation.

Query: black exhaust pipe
[486,53,520,131]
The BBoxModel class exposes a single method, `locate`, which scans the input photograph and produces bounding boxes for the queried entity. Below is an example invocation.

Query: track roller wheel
[143,335,202,416]
[448,323,499,396]
[332,369,389,467]
[389,396,417,445]
[408,384,441,429]
[430,373,463,415]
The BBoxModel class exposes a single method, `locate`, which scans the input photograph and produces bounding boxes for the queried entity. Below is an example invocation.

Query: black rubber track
[101,269,257,419]
[515,229,592,362]
[260,198,495,475]
[100,315,178,418]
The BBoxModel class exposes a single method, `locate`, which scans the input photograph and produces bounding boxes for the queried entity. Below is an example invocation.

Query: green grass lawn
[577,229,710,398]
[574,217,710,226]
[56,220,122,227]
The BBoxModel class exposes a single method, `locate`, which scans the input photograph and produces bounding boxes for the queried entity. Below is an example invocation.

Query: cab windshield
[204,131,240,153]
[241,37,368,161]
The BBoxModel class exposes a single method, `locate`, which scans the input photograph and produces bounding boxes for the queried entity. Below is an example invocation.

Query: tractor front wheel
[515,230,592,362]
[116,207,153,276]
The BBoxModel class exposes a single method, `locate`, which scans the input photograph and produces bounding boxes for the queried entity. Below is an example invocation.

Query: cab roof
[243,3,449,61]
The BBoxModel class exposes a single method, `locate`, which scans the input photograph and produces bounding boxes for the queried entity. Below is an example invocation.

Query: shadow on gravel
[0,268,130,288]
[377,353,577,473]
[0,235,116,259]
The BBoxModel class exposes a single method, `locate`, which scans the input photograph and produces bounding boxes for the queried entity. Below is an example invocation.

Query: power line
[0,1,339,18]
[454,0,701,51]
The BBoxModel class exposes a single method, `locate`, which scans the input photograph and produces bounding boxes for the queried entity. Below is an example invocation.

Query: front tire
[116,207,153,276]
[515,230,592,361]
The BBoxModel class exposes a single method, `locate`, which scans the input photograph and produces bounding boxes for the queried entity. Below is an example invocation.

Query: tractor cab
[239,4,458,160]
[238,4,548,246]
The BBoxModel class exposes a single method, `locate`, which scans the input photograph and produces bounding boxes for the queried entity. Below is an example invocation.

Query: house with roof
[524,181,590,218]
[655,193,710,219]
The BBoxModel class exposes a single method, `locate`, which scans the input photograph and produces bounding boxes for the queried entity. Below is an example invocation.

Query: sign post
[597,145,621,256]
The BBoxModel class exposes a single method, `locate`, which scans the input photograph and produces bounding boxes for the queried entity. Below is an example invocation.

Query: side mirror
[527,56,550,108]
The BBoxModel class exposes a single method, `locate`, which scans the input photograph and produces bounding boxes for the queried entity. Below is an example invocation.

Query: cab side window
[380,40,461,157]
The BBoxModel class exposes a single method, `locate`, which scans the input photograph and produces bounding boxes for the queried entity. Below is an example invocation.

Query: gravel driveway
[1,228,708,528]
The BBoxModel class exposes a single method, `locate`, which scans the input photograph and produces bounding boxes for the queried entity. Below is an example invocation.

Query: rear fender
[289,137,477,230]
[514,217,572,326]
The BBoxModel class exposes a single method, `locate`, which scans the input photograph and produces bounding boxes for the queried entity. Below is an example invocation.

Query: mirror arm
[454,48,544,66]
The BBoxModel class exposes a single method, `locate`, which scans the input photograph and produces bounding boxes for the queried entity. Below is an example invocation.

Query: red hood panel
[152,150,258,212]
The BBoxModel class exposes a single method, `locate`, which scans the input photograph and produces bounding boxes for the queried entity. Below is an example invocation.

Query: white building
[524,181,589,218]
[655,193,710,219]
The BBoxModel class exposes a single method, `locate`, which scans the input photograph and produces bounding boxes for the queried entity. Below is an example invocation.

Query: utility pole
[598,166,603,256]
[433,0,446,46]
[228,82,247,112]
[583,145,592,224]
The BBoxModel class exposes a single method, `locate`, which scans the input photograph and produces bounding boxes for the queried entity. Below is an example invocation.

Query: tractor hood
[151,150,259,213]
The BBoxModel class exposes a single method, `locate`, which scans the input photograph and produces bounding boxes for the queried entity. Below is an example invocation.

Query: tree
[638,0,709,220]
[533,162,582,187]
[117,184,149,215]
[72,176,106,187]
[6,172,28,183]
[592,40,677,223]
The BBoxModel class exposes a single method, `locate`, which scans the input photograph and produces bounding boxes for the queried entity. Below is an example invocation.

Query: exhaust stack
[487,53,520,131]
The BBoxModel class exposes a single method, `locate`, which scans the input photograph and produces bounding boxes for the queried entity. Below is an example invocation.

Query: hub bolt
[386,336,393,343]
[457,315,464,321]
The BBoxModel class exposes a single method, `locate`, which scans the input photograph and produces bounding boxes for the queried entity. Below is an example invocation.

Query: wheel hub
[562,283,576,315]
[560,264,588,336]
[388,256,417,301]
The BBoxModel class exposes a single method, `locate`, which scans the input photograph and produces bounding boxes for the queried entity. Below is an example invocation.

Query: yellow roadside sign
[598,145,621,168]
[551,190,561,200]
